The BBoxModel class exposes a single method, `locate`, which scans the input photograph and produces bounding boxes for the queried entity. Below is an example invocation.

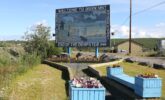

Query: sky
[0,0,165,40]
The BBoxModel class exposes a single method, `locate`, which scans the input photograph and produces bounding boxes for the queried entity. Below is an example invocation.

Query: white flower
[155,75,159,78]
[76,83,82,88]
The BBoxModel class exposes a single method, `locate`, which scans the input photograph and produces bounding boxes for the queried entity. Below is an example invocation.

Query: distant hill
[110,38,164,50]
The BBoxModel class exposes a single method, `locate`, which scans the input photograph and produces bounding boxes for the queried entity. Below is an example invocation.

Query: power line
[113,0,165,33]
[134,0,165,16]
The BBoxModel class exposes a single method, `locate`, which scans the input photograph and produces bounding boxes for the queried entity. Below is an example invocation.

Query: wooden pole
[129,0,132,54]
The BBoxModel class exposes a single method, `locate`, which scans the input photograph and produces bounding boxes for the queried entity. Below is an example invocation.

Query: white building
[161,40,165,50]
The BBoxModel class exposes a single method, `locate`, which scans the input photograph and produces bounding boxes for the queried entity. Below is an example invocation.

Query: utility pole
[129,0,132,54]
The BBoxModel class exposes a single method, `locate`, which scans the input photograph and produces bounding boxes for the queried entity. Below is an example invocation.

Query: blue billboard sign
[55,5,110,47]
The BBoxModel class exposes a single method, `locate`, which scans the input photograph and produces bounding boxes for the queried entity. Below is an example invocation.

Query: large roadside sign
[55,5,110,47]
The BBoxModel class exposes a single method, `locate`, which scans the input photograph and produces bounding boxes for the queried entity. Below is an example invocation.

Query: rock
[51,55,57,58]
[76,52,83,58]
[108,55,118,61]
[124,58,134,63]
[60,53,70,58]
[153,63,165,69]
[100,54,117,62]
[99,54,108,61]
[138,61,149,66]
[9,48,19,57]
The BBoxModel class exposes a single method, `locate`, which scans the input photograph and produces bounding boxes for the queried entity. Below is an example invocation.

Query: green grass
[95,62,165,99]
[3,64,67,100]
[0,46,41,90]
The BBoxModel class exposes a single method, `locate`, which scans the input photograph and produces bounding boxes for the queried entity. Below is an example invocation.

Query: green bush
[19,52,41,67]
[0,51,41,90]
[0,42,7,47]
[47,43,63,57]
[0,53,12,67]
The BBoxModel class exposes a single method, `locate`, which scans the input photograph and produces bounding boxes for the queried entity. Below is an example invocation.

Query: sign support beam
[67,47,71,57]
[95,47,99,58]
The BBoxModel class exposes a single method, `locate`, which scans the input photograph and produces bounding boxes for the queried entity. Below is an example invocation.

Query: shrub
[0,42,7,47]
[24,24,51,60]
[19,52,41,67]
[0,51,41,90]
[47,43,63,57]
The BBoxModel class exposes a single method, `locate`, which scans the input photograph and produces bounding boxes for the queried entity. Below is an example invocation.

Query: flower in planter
[137,73,159,78]
[76,83,82,88]
[112,64,120,68]
[71,77,103,88]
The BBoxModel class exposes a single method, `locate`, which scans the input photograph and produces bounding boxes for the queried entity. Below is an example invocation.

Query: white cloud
[156,22,165,27]
[120,26,129,37]
[112,22,165,38]
[0,34,23,40]
[34,20,48,26]
[27,20,49,30]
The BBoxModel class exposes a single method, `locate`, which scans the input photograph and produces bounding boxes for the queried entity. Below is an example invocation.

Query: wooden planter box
[135,76,162,98]
[107,67,123,76]
[69,83,105,100]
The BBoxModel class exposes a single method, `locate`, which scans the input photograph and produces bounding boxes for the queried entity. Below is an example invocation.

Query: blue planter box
[107,67,123,76]
[69,85,105,100]
[135,76,162,98]
[107,67,134,89]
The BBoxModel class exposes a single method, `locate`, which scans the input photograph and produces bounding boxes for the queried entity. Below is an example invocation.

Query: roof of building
[114,40,143,47]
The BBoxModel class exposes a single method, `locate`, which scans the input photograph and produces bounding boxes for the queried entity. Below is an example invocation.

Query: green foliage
[47,42,63,57]
[17,52,41,74]
[0,41,7,47]
[0,48,13,67]
[24,24,51,59]
[24,24,62,60]
[20,52,40,66]
[6,65,67,100]
[0,48,41,91]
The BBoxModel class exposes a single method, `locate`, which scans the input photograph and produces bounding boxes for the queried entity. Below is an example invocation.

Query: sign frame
[55,5,110,47]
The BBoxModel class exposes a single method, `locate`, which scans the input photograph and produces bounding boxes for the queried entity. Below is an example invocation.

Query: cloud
[156,22,165,27]
[120,26,129,37]
[111,22,165,38]
[27,20,49,30]
[0,34,23,40]
[34,20,48,26]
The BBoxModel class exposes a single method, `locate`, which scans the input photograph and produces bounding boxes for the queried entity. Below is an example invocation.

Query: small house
[115,40,143,54]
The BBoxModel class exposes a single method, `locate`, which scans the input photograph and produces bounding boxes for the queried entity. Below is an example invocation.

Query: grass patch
[95,62,165,99]
[0,47,41,90]
[4,64,67,100]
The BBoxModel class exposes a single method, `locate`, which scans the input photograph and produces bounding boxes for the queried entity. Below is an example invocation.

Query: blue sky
[0,0,165,40]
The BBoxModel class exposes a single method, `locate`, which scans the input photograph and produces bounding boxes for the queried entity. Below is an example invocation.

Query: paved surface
[62,63,89,77]
[73,51,165,64]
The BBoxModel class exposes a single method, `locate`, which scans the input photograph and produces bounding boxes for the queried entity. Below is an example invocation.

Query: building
[101,38,161,54]
[160,40,165,50]
[115,40,143,54]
